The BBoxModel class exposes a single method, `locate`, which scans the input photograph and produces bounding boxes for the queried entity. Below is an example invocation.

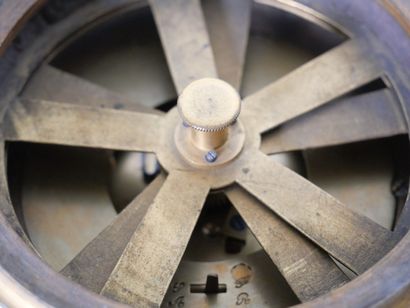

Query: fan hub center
[174,78,245,167]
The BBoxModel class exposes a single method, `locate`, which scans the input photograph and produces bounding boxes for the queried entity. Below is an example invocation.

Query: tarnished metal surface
[23,65,159,114]
[242,40,381,134]
[102,172,210,306]
[203,0,252,90]
[226,187,349,301]
[150,0,217,94]
[62,175,165,293]
[261,89,407,154]
[381,0,410,35]
[0,267,48,307]
[0,0,409,307]
[0,0,45,55]
[4,99,163,152]
[236,150,398,274]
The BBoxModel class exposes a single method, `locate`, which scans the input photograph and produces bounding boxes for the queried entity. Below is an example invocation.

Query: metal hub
[175,78,246,167]
[157,106,261,189]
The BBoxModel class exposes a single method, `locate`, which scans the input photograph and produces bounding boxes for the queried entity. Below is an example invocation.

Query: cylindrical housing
[190,128,229,150]
[177,78,241,152]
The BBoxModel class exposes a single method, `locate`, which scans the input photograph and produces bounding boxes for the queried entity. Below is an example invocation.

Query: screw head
[205,150,218,163]
[229,214,246,231]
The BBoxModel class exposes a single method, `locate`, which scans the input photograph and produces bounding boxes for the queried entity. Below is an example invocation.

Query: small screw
[229,215,246,231]
[183,122,189,127]
[205,151,218,163]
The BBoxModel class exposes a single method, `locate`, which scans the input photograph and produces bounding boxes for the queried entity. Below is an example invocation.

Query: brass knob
[177,78,241,150]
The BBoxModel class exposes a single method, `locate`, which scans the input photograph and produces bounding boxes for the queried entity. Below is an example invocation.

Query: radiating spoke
[23,65,159,114]
[242,40,381,133]
[236,150,397,274]
[61,175,165,293]
[150,0,218,94]
[226,187,349,301]
[3,99,163,152]
[101,171,210,306]
[202,0,252,90]
[261,89,407,154]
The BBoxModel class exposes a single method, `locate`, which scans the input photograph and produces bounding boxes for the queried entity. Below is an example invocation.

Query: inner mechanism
[175,78,245,167]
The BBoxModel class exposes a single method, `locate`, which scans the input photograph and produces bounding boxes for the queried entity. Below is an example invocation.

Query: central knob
[178,78,241,150]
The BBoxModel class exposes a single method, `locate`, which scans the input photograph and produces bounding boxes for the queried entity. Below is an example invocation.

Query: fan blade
[261,89,407,154]
[61,174,165,293]
[226,187,349,301]
[202,0,252,90]
[150,0,218,93]
[236,150,397,274]
[23,65,160,114]
[101,171,209,306]
[4,99,163,152]
[242,40,380,133]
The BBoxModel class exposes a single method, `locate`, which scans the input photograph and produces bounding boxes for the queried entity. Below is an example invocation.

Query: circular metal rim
[0,0,408,307]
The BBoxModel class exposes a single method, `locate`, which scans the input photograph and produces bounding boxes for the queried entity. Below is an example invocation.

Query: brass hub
[174,78,246,167]
[157,79,261,189]
[157,108,261,189]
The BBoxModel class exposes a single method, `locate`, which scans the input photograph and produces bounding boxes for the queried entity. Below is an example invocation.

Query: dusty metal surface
[381,0,410,35]
[241,39,381,134]
[0,0,409,307]
[261,89,407,154]
[0,0,45,55]
[101,172,210,306]
[23,65,159,114]
[226,188,349,301]
[202,0,251,90]
[149,0,217,94]
[235,150,398,274]
[62,175,165,293]
[4,98,164,152]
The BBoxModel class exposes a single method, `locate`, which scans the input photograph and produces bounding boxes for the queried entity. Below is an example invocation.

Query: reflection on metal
[255,0,349,36]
